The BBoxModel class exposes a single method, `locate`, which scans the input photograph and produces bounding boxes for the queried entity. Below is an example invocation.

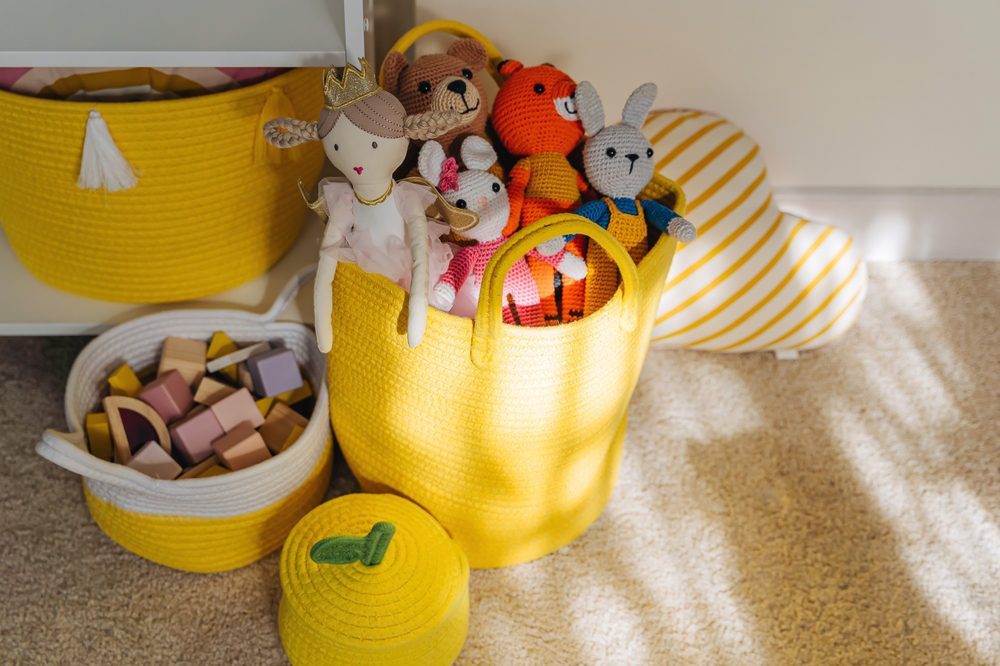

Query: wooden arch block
[102,396,172,464]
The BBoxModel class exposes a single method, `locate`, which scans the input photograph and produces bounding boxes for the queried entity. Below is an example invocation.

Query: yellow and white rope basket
[329,178,684,569]
[35,268,332,572]
[0,68,325,303]
[279,493,469,665]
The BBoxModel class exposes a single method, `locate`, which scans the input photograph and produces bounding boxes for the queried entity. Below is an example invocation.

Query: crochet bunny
[419,136,586,326]
[573,81,696,316]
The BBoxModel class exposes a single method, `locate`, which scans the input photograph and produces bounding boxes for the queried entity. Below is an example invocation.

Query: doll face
[321,116,408,187]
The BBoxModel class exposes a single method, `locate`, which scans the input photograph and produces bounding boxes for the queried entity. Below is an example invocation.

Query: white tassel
[77,110,138,192]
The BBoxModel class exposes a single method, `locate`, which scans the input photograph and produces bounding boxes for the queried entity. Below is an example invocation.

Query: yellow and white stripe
[644,110,867,352]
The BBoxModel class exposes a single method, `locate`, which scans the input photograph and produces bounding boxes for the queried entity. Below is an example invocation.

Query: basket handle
[471,215,640,368]
[258,264,318,323]
[35,429,164,492]
[381,20,506,87]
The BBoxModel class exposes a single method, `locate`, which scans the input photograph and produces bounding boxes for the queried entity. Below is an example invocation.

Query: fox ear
[417,140,447,185]
[460,135,497,171]
[498,59,524,79]
[380,51,409,93]
[622,82,657,129]
[575,81,605,136]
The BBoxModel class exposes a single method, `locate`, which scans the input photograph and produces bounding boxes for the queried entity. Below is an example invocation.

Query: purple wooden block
[138,370,193,424]
[246,348,303,398]
[169,407,225,465]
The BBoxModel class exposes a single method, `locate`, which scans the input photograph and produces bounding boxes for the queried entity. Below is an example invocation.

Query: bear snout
[433,76,482,118]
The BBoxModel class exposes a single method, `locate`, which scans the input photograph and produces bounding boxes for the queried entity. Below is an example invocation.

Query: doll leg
[505,259,545,327]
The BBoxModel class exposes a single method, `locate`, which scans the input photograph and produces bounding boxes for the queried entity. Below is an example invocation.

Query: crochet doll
[263,58,463,351]
[573,81,696,315]
[419,136,586,326]
[491,60,589,324]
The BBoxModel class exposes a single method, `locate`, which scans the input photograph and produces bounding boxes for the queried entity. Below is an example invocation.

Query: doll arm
[313,216,350,354]
[404,208,431,348]
[430,247,476,312]
[505,160,531,231]
[573,199,612,230]
[641,200,697,243]
[528,243,588,280]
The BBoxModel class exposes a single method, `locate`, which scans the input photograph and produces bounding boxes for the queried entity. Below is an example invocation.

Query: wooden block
[197,463,230,478]
[138,369,193,424]
[246,348,303,398]
[158,336,207,387]
[107,363,142,397]
[255,397,274,418]
[127,441,182,480]
[237,362,255,394]
[258,401,309,453]
[205,341,270,374]
[209,387,265,432]
[206,331,239,382]
[177,454,221,479]
[275,378,313,406]
[85,412,113,461]
[273,424,304,454]
[103,396,171,464]
[212,423,271,471]
[169,406,225,465]
[193,377,237,405]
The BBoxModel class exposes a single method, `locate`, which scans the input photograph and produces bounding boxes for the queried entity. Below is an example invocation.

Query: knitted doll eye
[333,144,339,151]
[533,83,545,94]
[372,141,378,149]
[456,199,468,209]
[492,182,501,193]
[646,148,654,158]
[461,68,473,80]
[606,147,617,158]
[418,81,432,93]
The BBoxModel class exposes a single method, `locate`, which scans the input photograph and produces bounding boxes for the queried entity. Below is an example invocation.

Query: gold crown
[323,57,380,110]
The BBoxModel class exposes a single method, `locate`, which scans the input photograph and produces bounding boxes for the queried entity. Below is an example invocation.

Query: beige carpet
[2,262,998,665]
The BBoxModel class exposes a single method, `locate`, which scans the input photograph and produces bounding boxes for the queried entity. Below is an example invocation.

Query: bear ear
[460,135,497,171]
[447,38,488,71]
[621,82,657,129]
[498,59,524,79]
[380,51,409,93]
[417,140,447,185]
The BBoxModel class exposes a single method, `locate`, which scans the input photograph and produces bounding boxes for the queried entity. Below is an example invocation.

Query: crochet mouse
[491,60,589,324]
[419,136,585,326]
[573,81,696,316]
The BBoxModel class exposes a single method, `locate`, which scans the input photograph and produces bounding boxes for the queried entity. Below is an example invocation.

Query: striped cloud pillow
[645,110,867,353]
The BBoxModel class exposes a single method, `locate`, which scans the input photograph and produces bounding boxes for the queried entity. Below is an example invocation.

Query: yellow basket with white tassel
[0,68,325,303]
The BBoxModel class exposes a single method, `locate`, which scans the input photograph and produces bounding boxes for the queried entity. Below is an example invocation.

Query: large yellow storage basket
[0,68,325,303]
[329,178,684,568]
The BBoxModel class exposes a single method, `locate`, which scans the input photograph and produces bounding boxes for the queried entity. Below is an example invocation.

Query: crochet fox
[491,60,589,324]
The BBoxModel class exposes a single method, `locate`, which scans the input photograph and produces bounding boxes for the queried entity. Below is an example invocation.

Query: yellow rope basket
[328,178,684,568]
[279,493,469,665]
[0,68,325,303]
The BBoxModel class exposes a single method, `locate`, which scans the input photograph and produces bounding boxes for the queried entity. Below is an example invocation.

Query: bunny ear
[622,82,658,129]
[575,81,605,136]
[417,141,447,185]
[459,135,497,171]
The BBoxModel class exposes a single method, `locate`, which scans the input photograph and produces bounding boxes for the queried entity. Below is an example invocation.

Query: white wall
[392,1,1000,259]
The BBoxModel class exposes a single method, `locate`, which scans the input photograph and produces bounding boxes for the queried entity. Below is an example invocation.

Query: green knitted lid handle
[310,521,397,566]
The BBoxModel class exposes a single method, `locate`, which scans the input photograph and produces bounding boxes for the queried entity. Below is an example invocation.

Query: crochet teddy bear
[491,60,589,324]
[381,39,490,157]
[419,136,586,326]
[573,81,696,316]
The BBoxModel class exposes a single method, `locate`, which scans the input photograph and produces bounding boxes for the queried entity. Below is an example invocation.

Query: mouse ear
[622,82,657,129]
[380,51,409,93]
[417,140,447,185]
[447,38,488,71]
[459,135,497,171]
[575,81,605,136]
[497,59,524,79]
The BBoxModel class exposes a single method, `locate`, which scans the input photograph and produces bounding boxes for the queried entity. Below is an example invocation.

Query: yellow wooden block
[207,331,239,382]
[275,378,313,406]
[197,464,230,478]
[85,412,113,461]
[108,363,142,397]
[255,397,275,418]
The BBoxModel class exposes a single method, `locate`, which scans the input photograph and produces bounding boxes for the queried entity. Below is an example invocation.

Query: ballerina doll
[263,58,464,351]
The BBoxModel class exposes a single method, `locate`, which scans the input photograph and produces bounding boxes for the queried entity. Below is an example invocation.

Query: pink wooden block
[138,370,193,424]
[127,441,182,480]
[212,423,271,471]
[209,387,265,432]
[169,407,225,465]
